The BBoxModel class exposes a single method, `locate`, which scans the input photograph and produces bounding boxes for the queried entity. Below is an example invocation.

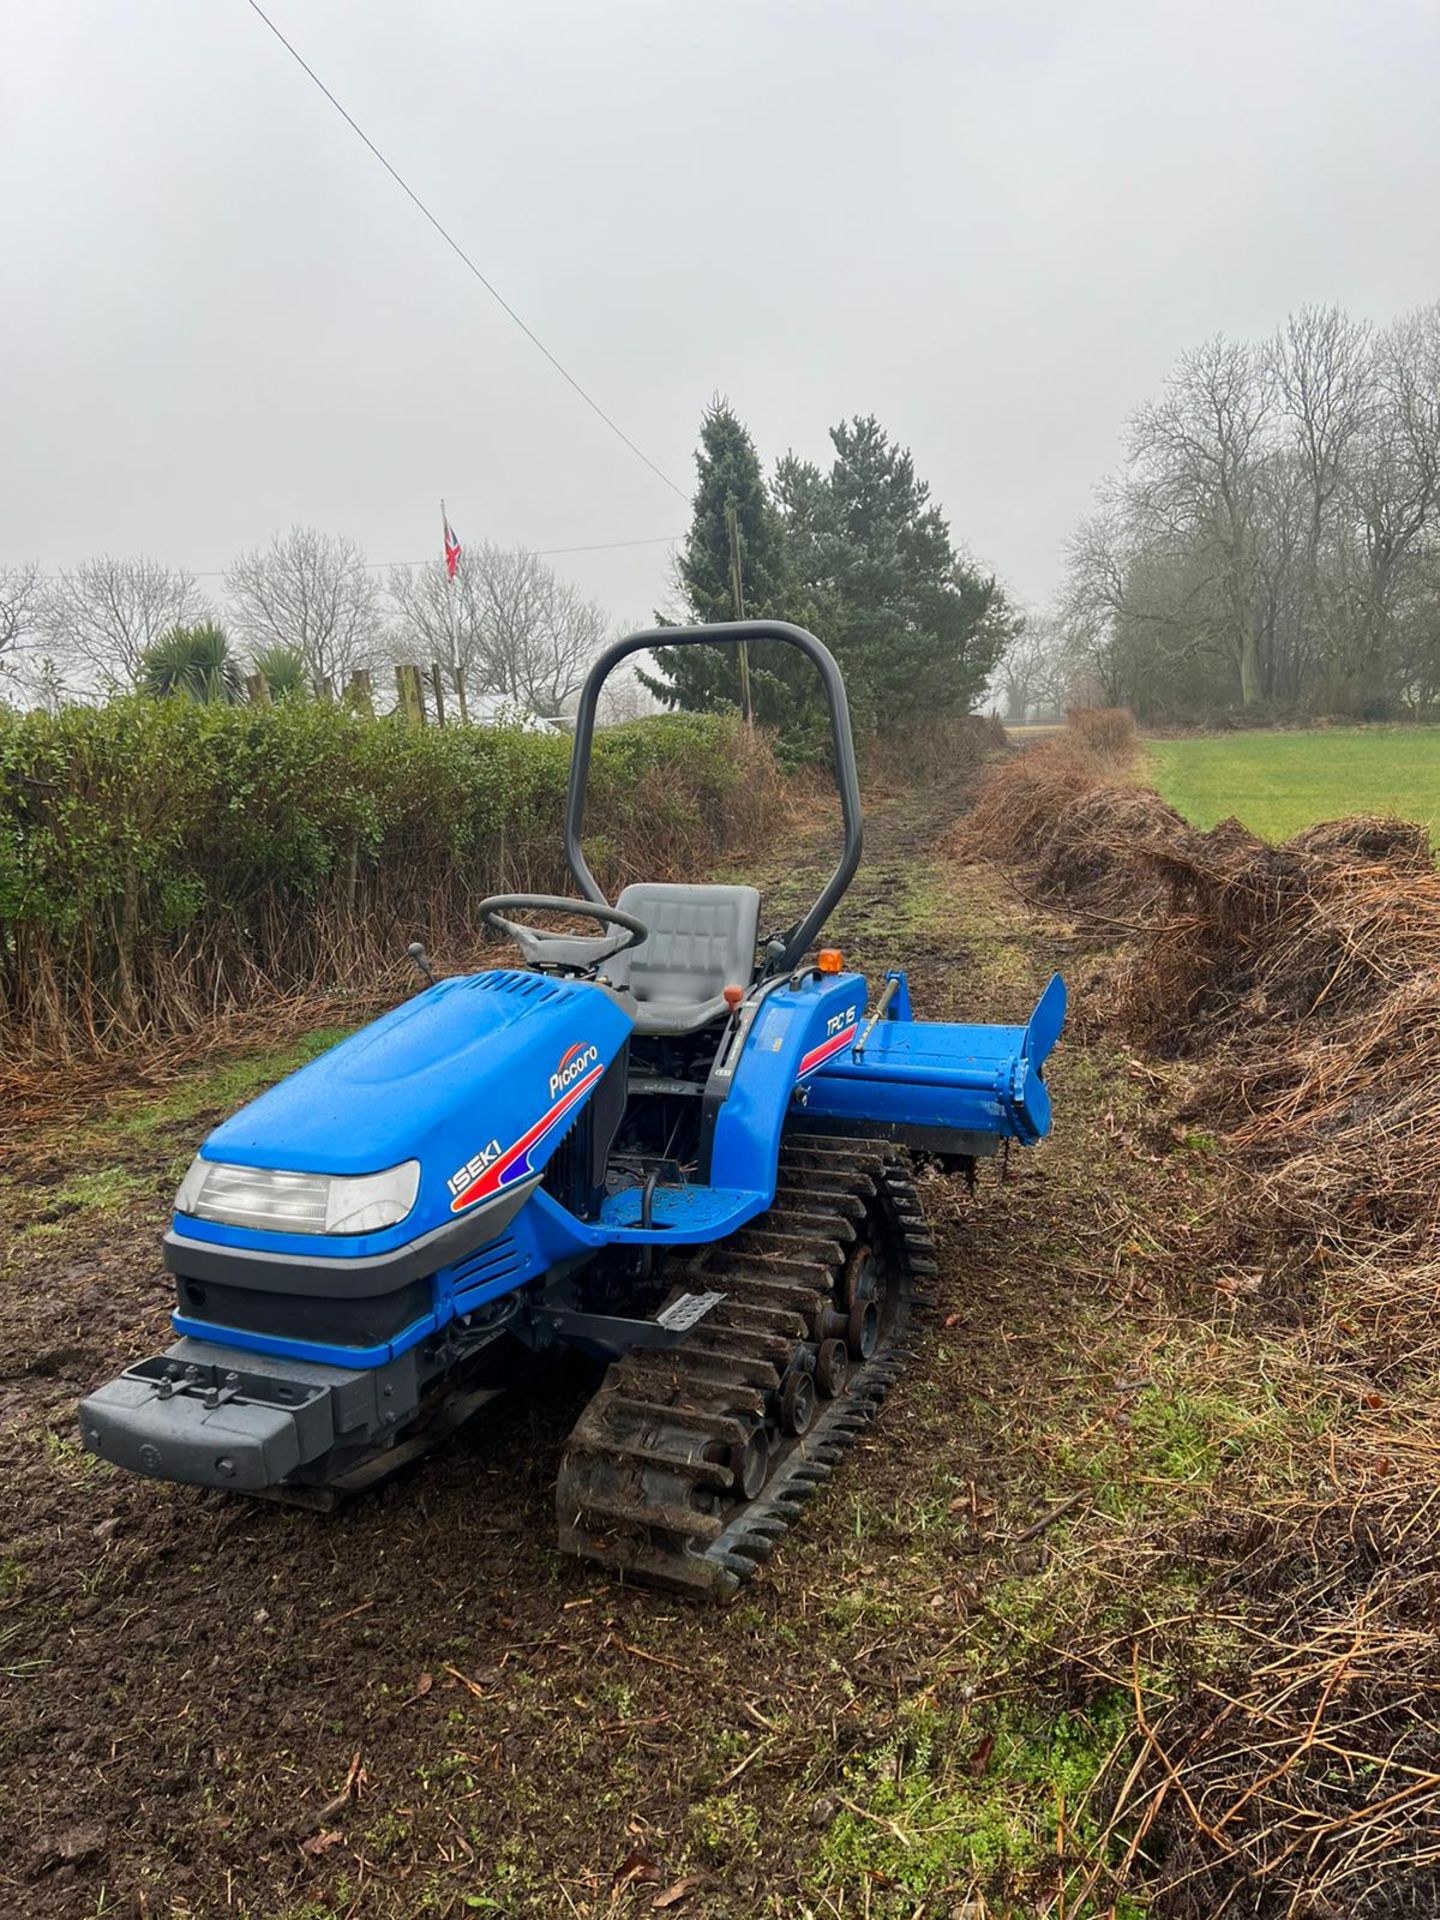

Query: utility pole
[724,501,754,727]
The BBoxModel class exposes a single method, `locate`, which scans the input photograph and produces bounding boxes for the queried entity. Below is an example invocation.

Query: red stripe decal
[449,1063,605,1212]
[798,1027,856,1077]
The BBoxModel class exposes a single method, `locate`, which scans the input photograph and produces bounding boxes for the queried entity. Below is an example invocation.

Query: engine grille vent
[443,1233,523,1299]
[455,970,565,1004]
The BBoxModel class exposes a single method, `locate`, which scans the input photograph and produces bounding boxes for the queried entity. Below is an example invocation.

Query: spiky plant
[251,643,309,701]
[139,623,243,703]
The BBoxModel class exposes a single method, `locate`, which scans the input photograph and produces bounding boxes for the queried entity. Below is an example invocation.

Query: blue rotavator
[79,623,1064,1599]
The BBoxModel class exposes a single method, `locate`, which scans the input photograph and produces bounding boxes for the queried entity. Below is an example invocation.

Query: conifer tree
[642,399,803,726]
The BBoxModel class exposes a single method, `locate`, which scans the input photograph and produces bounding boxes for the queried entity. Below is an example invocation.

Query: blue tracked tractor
[78,623,1065,1600]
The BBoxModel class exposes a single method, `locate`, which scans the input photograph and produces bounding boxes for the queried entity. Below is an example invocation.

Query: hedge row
[0,699,784,1056]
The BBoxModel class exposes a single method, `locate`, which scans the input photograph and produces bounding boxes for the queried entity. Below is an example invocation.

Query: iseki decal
[798,1003,858,1077]
[449,1042,606,1214]
[447,1138,501,1200]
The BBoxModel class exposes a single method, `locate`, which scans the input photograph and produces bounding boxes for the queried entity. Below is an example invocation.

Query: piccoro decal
[449,1043,606,1214]
[550,1041,599,1101]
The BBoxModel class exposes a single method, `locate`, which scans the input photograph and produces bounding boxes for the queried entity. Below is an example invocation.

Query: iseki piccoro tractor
[79,623,1065,1600]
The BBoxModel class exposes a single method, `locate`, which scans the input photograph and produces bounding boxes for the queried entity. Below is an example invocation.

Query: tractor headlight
[174,1158,421,1237]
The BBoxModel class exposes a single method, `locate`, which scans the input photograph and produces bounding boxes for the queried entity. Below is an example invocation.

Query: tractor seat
[603,882,761,1036]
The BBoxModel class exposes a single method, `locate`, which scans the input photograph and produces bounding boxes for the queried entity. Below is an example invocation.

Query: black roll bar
[564,621,864,973]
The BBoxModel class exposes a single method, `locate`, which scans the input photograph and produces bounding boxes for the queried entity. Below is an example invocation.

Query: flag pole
[442,498,469,722]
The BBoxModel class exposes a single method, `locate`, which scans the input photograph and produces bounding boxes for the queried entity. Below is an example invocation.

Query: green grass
[0,1028,357,1264]
[1148,726,1440,844]
[112,1027,354,1142]
[815,1693,1144,1913]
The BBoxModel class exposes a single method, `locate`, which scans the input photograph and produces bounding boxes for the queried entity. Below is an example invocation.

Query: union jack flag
[442,507,462,580]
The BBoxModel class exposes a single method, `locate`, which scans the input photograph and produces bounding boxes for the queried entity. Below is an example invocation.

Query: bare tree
[386,558,483,716]
[1327,306,1440,710]
[1059,500,1156,704]
[1269,306,1376,695]
[992,618,1069,721]
[389,545,608,717]
[1129,335,1274,706]
[1391,545,1440,712]
[0,562,46,695]
[226,527,384,692]
[1057,302,1440,721]
[386,558,476,681]
[40,555,209,691]
[1272,305,1375,562]
[469,545,609,716]
[598,664,659,725]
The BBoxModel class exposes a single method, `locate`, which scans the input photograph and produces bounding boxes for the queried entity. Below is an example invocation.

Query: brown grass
[859,711,1007,794]
[1067,705,1140,761]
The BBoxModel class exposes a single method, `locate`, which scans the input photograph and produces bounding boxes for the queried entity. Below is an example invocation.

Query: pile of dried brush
[963,719,1440,1915]
[1116,1470,1440,1917]
[964,727,1440,1245]
[954,713,1179,918]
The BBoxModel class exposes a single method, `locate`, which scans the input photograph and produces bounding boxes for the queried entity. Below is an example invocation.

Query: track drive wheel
[554,1135,937,1600]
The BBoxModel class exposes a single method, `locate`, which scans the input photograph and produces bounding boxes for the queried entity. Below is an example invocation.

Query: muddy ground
[0,770,1209,1919]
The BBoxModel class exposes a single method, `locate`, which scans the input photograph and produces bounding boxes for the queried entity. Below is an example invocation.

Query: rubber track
[555,1135,937,1600]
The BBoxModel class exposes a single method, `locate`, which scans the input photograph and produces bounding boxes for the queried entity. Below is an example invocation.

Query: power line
[244,0,687,502]
[529,533,684,559]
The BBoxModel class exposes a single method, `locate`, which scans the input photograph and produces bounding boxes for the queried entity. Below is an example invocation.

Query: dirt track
[0,769,1163,1918]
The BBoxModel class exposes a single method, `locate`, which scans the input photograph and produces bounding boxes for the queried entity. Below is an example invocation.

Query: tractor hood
[178,971,632,1257]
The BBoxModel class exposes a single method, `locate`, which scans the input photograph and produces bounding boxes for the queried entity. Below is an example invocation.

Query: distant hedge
[0,699,783,1055]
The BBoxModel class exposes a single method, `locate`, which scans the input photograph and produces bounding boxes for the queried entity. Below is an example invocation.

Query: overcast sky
[5,0,1439,624]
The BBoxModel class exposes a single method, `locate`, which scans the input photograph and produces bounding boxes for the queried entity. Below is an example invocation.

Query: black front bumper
[77,1338,421,1491]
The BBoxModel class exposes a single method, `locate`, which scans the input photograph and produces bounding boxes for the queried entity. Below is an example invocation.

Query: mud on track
[0,770,1146,1919]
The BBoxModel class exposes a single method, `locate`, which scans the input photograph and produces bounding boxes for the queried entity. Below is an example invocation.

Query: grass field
[1148,724,1440,842]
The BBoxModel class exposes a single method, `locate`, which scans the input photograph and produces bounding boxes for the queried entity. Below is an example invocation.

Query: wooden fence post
[430,663,448,728]
[245,673,273,709]
[344,669,374,714]
[396,664,427,724]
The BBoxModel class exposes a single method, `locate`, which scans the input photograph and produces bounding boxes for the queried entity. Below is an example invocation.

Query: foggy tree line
[0,531,612,718]
[1011,302,1440,723]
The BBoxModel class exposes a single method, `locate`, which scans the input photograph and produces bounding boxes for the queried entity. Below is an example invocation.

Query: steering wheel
[477,894,649,975]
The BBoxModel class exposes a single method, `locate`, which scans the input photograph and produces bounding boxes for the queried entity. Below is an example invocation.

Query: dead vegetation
[860,711,1009,793]
[960,717,1440,1916]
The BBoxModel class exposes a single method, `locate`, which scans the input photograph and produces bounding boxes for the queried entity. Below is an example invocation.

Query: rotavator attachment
[79,621,1065,1600]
